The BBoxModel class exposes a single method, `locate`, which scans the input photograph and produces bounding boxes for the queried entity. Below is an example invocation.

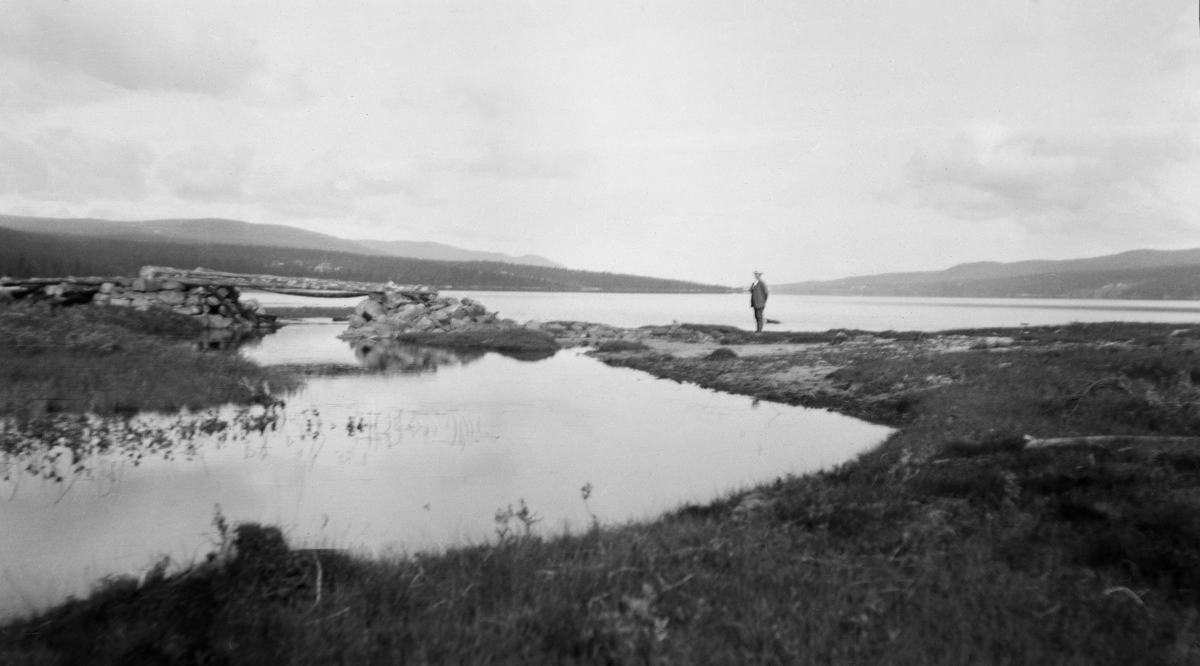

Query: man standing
[750,270,768,333]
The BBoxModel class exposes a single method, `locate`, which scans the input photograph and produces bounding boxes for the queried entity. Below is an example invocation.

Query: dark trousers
[753,307,765,332]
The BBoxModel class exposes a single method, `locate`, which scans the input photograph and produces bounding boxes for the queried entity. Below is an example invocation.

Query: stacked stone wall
[10,278,275,330]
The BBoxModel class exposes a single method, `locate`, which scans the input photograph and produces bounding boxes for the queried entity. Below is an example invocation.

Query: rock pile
[98,279,274,329]
[339,292,508,340]
[3,277,276,330]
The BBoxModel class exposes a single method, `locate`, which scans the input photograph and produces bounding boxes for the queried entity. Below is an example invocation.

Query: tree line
[0,227,732,293]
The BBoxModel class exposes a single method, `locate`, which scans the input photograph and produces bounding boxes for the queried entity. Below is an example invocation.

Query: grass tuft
[0,302,300,419]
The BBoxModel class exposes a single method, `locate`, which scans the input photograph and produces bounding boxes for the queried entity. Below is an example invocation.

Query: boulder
[157,290,186,306]
[412,317,436,331]
[130,278,162,292]
[355,298,387,321]
[385,292,418,309]
[393,304,423,321]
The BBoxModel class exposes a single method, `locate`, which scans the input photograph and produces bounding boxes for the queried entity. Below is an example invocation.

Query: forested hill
[775,248,1200,300]
[0,214,563,268]
[0,227,731,293]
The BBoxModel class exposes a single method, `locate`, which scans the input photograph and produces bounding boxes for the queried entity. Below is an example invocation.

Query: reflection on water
[0,325,891,619]
[195,328,271,352]
[0,406,285,486]
[353,341,485,373]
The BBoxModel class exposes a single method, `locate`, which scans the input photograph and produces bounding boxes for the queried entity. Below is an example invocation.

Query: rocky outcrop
[338,292,508,340]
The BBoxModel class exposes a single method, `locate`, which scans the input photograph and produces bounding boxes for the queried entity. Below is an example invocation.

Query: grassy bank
[0,302,300,419]
[6,321,1200,663]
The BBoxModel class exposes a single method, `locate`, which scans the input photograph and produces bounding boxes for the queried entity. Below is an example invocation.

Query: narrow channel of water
[0,324,890,619]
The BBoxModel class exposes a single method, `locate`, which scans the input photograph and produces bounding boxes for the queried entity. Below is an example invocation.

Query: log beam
[138,266,437,298]
[0,268,438,299]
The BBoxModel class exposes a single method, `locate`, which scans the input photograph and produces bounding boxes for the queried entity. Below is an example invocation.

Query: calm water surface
[250,291,1200,331]
[0,325,890,619]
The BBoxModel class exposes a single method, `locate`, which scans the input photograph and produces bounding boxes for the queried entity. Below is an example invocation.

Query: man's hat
[753,270,763,275]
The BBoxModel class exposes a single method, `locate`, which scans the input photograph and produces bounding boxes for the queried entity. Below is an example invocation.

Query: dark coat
[750,279,768,308]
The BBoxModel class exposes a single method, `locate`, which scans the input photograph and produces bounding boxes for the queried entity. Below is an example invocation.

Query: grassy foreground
[0,302,299,419]
[6,321,1200,663]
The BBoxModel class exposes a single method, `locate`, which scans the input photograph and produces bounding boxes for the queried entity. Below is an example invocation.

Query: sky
[0,0,1197,286]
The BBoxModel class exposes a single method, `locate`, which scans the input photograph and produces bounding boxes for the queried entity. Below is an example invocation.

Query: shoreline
[6,317,1200,662]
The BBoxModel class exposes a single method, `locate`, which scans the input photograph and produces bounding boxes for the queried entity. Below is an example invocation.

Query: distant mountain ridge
[361,239,563,268]
[775,249,1200,300]
[0,225,732,293]
[0,215,564,269]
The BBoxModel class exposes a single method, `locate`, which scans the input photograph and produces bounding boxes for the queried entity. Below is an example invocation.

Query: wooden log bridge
[0,267,440,330]
[0,267,438,300]
[137,267,438,299]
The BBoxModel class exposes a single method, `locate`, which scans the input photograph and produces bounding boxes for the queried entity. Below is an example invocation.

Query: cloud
[0,0,265,96]
[448,84,593,181]
[462,139,593,180]
[0,128,152,202]
[904,122,1200,239]
[156,144,253,203]
[250,154,426,219]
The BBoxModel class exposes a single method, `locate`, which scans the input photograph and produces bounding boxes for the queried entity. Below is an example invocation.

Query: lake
[249,291,1200,332]
[8,291,1198,619]
[0,324,891,619]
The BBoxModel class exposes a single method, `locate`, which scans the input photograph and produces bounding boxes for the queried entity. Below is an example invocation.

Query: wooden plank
[0,277,116,287]
[138,266,437,297]
[2,267,438,299]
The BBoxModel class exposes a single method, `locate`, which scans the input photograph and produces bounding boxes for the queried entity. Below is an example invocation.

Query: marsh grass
[9,322,1200,662]
[0,302,299,419]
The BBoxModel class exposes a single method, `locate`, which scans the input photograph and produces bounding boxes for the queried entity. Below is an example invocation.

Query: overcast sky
[1,1,1197,285]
